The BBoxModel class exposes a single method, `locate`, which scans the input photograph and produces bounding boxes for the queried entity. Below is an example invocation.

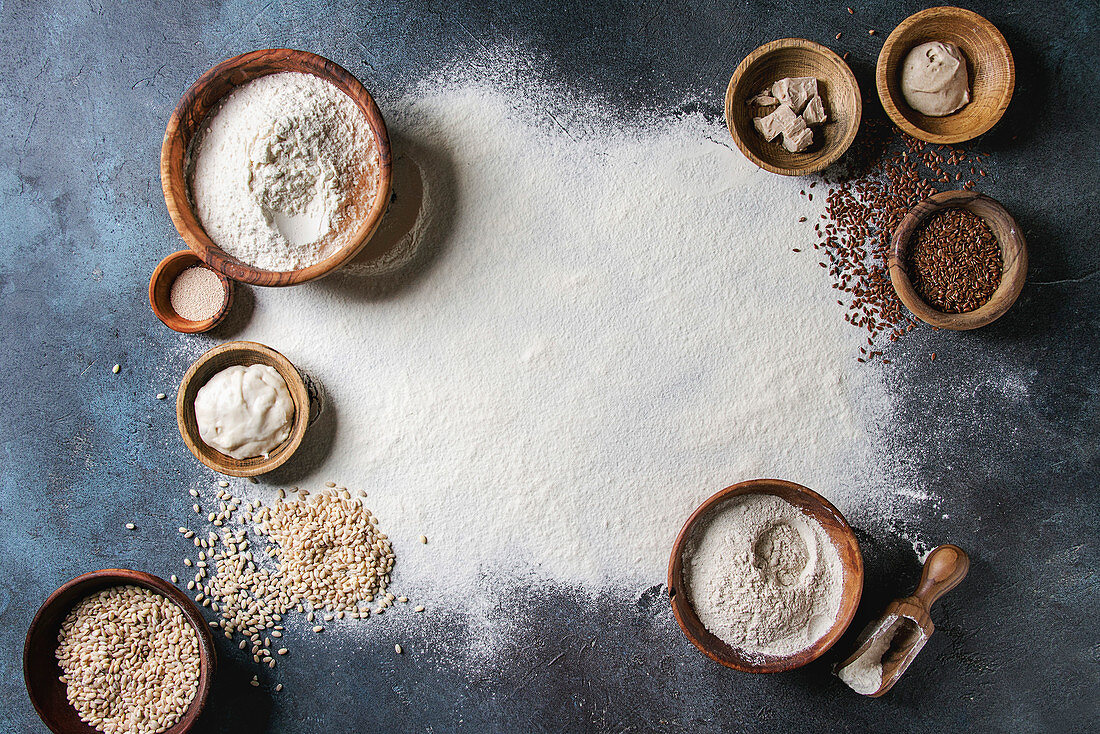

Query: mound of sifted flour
[685,493,844,659]
[188,71,379,272]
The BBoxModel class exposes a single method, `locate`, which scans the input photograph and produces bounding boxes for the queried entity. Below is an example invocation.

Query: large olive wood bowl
[888,189,1027,330]
[877,7,1014,144]
[726,38,861,176]
[668,479,864,673]
[161,48,392,286]
[177,341,312,477]
[24,569,216,734]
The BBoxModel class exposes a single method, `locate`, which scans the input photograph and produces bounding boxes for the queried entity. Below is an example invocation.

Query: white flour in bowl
[188,71,380,272]
[684,493,844,659]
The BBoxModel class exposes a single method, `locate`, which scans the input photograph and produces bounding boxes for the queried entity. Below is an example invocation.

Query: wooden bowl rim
[176,341,310,476]
[888,189,1028,330]
[149,250,234,333]
[667,478,864,673]
[725,38,862,176]
[160,48,393,287]
[875,6,1015,144]
[23,569,216,734]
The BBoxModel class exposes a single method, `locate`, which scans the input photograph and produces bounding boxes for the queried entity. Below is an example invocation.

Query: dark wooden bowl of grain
[161,48,392,287]
[667,479,864,673]
[725,38,862,176]
[889,189,1027,330]
[24,569,216,734]
[877,7,1014,145]
[177,341,313,476]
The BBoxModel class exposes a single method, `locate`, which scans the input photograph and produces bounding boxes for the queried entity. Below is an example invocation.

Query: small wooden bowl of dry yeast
[667,478,864,673]
[24,569,216,734]
[177,341,313,476]
[726,38,861,176]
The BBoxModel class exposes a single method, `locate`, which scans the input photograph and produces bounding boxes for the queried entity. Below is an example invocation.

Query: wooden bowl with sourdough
[177,341,312,477]
[889,189,1027,330]
[161,48,392,286]
[667,479,864,673]
[726,38,862,176]
[24,569,215,734]
[877,7,1014,144]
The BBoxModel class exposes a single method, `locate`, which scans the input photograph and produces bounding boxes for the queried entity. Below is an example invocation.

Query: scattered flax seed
[868,29,876,35]
[835,32,842,39]
[847,6,853,13]
[275,683,283,692]
[112,364,120,374]
[931,353,937,361]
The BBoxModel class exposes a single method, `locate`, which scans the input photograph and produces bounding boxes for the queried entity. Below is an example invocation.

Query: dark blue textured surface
[1,1,1098,731]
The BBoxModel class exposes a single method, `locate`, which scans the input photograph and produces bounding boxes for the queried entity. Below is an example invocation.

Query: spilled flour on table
[217,68,926,609]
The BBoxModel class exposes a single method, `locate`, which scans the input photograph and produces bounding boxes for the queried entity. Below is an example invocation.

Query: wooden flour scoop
[835,544,969,697]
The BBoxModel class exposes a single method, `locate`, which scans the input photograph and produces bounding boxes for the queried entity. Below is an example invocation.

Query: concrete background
[1,0,1097,731]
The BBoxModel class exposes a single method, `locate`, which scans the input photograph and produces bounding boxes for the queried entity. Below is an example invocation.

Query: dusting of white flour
[685,494,844,658]
[188,71,379,271]
[214,62,927,614]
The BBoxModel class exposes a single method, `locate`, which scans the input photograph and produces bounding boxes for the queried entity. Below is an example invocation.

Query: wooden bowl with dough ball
[24,569,216,734]
[177,341,312,477]
[877,7,1014,144]
[161,48,393,286]
[667,479,864,673]
[726,38,862,176]
[888,189,1027,330]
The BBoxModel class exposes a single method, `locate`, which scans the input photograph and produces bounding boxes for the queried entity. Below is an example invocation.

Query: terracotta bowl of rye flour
[161,48,392,287]
[668,479,864,673]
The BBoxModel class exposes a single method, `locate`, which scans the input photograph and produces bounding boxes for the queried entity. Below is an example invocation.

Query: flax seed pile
[907,207,1002,313]
[799,116,993,362]
[55,585,201,734]
[176,483,408,673]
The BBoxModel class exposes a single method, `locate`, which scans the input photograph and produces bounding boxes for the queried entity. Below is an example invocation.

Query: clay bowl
[161,48,392,286]
[149,250,234,333]
[24,569,215,734]
[877,7,1014,144]
[888,189,1027,330]
[668,478,864,673]
[177,341,311,477]
[726,38,861,176]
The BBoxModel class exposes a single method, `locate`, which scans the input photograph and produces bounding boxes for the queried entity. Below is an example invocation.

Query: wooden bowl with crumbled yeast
[889,189,1027,330]
[667,479,864,673]
[24,569,215,734]
[161,48,392,286]
[877,7,1014,145]
[177,341,313,477]
[725,38,862,176]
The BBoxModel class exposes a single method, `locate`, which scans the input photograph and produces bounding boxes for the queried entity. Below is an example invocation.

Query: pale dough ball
[194,364,294,459]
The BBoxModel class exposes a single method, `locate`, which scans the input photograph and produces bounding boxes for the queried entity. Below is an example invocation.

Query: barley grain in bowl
[24,570,215,734]
[161,49,393,286]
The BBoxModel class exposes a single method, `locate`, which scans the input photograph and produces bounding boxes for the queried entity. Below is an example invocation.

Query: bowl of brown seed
[24,569,215,734]
[888,189,1027,330]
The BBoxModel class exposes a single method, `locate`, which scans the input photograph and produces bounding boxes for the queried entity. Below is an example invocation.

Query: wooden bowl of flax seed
[888,190,1027,330]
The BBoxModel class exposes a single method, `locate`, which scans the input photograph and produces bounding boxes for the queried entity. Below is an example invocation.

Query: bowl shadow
[320,129,458,300]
